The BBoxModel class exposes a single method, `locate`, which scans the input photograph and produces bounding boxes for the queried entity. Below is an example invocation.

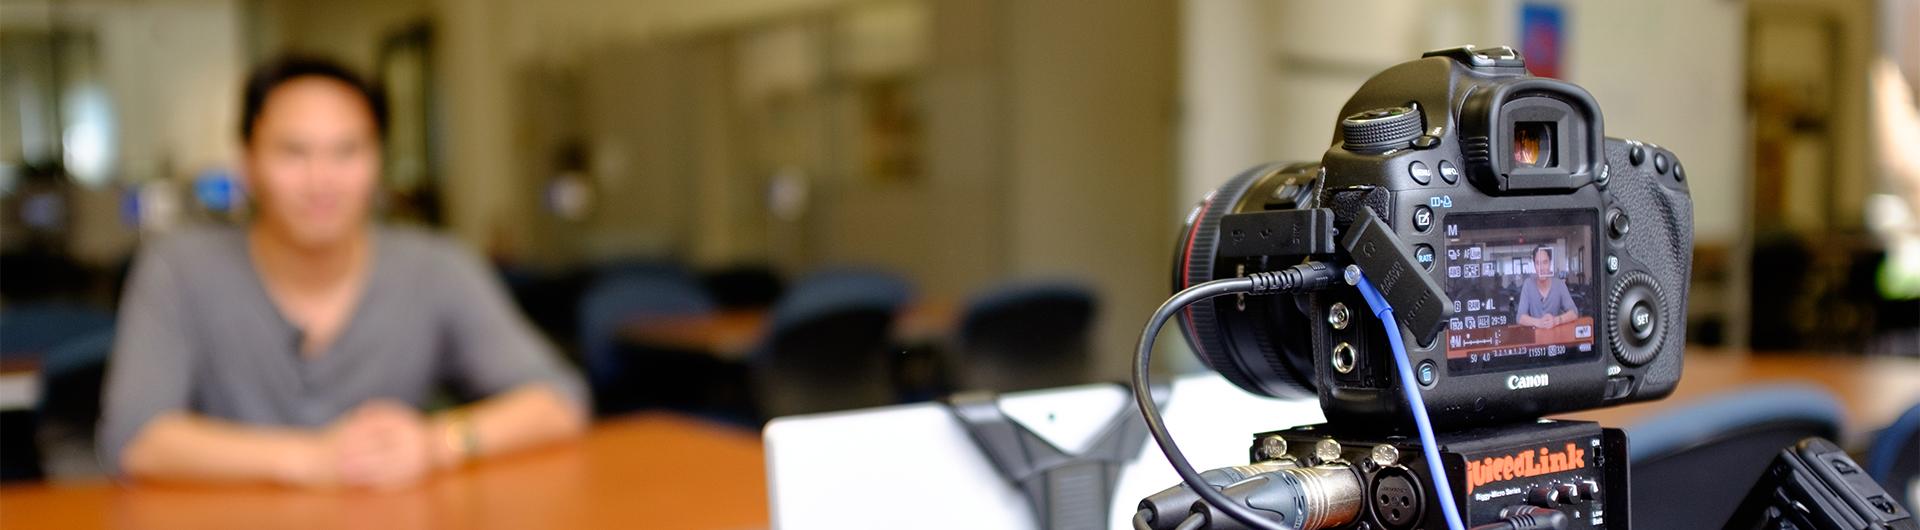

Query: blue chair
[700,263,785,310]
[575,271,716,413]
[497,264,593,353]
[35,329,114,479]
[0,304,113,482]
[954,280,1097,392]
[1626,384,1844,530]
[589,258,689,285]
[1868,402,1920,507]
[768,269,913,329]
[751,269,914,419]
[0,304,115,359]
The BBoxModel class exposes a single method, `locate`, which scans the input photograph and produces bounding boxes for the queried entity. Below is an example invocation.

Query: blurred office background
[0,0,1915,482]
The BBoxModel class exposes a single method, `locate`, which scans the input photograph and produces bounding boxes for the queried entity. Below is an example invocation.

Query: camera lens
[1512,121,1555,167]
[1173,163,1323,399]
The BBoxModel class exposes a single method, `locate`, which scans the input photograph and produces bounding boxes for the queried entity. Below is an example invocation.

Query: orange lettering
[1464,442,1592,492]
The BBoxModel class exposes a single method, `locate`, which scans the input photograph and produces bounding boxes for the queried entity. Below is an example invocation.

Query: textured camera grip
[1603,139,1693,393]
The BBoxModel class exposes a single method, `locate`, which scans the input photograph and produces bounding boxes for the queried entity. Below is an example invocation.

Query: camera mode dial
[1340,106,1423,153]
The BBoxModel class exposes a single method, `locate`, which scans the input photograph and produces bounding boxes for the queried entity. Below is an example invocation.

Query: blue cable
[1354,272,1467,530]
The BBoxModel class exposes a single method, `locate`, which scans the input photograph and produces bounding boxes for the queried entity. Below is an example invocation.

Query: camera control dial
[1607,271,1665,366]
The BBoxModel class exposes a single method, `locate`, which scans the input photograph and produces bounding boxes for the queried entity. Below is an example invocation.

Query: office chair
[953,280,1097,392]
[1626,384,1844,530]
[700,263,785,310]
[767,268,913,326]
[499,264,593,354]
[0,304,115,358]
[0,304,113,482]
[36,329,114,479]
[1869,402,1920,509]
[576,271,718,415]
[751,269,913,420]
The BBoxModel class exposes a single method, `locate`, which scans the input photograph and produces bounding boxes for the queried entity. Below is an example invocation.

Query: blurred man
[100,57,587,488]
[1516,246,1579,329]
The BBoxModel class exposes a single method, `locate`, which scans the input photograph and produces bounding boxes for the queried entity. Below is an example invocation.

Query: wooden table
[619,302,957,361]
[0,414,768,530]
[0,351,1909,530]
[1563,349,1920,439]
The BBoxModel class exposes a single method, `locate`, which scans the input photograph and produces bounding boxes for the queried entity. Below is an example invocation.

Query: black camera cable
[1467,506,1568,530]
[1132,261,1468,530]
[1130,262,1337,530]
[1134,462,1300,530]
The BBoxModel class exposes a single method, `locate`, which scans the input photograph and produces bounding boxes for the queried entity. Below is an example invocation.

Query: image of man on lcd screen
[1515,246,1580,329]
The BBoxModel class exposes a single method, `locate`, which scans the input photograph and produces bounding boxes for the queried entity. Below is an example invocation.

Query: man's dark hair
[240,55,387,143]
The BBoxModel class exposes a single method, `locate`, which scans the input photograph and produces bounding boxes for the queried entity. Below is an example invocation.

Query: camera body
[1176,46,1694,429]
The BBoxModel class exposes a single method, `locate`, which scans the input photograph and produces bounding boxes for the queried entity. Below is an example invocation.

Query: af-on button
[1607,209,1630,239]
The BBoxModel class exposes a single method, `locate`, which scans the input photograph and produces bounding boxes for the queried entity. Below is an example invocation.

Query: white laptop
[764,373,1324,530]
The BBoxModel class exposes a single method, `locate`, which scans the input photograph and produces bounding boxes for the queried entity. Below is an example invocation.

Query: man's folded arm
[433,246,589,462]
[102,248,323,484]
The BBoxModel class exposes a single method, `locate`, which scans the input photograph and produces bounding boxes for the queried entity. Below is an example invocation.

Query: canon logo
[1506,374,1550,390]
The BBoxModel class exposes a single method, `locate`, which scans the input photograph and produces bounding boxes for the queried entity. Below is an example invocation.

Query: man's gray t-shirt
[99,225,587,473]
[1516,275,1579,321]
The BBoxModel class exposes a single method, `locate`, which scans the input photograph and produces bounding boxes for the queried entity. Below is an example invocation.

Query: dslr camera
[1175,46,1692,428]
[1133,45,1694,530]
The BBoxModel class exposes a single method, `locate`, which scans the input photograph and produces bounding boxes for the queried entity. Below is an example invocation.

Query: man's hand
[319,400,437,489]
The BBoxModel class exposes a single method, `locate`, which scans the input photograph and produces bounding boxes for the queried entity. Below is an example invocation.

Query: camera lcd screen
[1441,209,1599,375]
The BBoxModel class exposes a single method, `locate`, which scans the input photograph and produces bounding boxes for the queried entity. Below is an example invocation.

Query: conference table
[0,414,766,529]
[0,351,1911,529]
